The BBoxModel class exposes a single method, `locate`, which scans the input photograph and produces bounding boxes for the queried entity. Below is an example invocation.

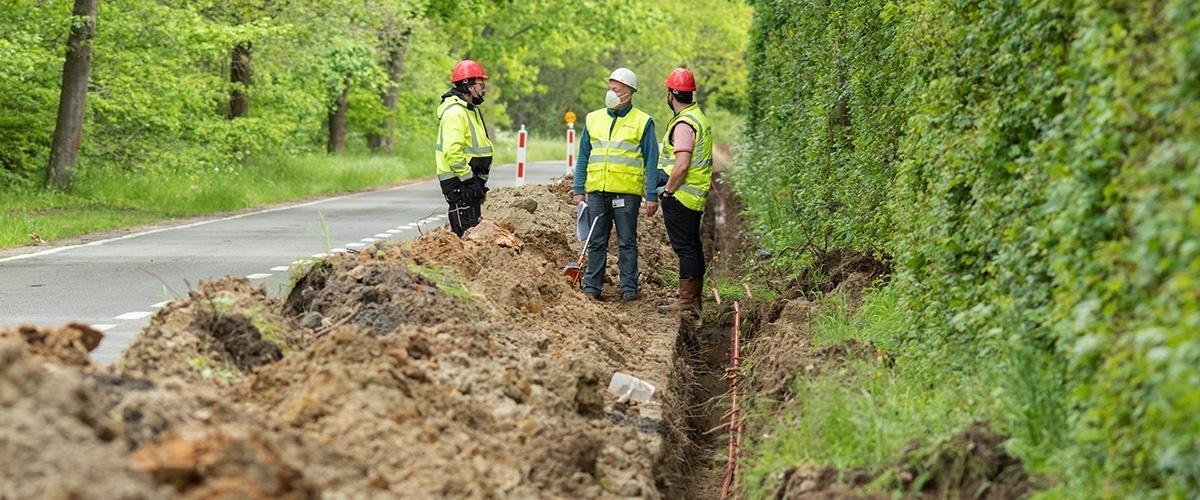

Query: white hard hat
[608,67,638,91]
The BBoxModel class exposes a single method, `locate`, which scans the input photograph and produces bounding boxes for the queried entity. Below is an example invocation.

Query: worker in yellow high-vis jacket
[572,67,659,302]
[436,59,494,237]
[656,68,713,315]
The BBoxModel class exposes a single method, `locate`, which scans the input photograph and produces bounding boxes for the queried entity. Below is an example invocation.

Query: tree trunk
[46,0,99,191]
[367,28,412,153]
[228,41,252,118]
[327,78,350,155]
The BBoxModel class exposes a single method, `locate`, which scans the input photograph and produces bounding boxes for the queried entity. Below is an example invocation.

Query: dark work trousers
[662,195,704,280]
[584,192,642,295]
[441,178,482,237]
[447,198,482,237]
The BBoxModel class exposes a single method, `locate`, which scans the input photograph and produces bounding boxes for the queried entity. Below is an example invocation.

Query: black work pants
[447,198,482,237]
[662,196,704,280]
[441,178,483,237]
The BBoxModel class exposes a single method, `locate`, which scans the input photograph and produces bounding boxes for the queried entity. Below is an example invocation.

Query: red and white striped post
[566,123,576,176]
[564,110,577,176]
[515,124,527,186]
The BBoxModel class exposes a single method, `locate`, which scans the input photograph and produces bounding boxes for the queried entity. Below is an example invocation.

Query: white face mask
[605,89,622,109]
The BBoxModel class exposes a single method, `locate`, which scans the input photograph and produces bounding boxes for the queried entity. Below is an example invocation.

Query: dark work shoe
[621,291,639,302]
[585,289,602,301]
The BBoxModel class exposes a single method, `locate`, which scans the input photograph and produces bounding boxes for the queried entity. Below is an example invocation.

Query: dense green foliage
[738,0,1200,495]
[1,0,749,188]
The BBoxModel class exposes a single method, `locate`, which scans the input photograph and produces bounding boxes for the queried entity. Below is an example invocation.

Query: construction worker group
[436,61,711,316]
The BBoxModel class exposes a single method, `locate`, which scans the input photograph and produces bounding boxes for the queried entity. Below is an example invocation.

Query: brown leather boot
[657,278,701,315]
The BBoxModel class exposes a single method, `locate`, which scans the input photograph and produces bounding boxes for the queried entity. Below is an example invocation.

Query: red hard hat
[451,60,488,83]
[664,68,696,92]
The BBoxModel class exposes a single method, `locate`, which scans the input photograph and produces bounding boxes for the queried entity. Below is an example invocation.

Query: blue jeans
[584,192,641,295]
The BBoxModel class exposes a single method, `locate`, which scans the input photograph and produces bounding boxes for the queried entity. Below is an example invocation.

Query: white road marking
[386,229,402,234]
[114,311,153,320]
[246,273,272,280]
[291,259,307,265]
[0,185,418,264]
[91,324,117,332]
[270,266,290,272]
[331,248,347,253]
[346,243,365,248]
[402,224,417,228]
[374,233,392,238]
[150,301,169,308]
[312,253,328,258]
[361,238,378,242]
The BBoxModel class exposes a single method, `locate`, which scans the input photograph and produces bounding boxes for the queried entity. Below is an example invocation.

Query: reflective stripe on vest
[658,104,713,211]
[436,97,493,181]
[584,107,651,196]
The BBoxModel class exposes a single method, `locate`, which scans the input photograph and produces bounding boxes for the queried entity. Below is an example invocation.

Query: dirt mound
[229,319,663,497]
[0,340,169,499]
[284,245,478,337]
[775,467,881,499]
[745,265,887,398]
[776,423,1033,499]
[0,322,103,366]
[783,249,891,299]
[483,183,578,262]
[884,422,1032,498]
[121,277,309,385]
[1,181,692,499]
[131,425,316,499]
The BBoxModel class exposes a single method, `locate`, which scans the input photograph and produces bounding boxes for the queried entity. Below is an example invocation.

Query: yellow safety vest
[658,104,713,211]
[435,95,493,182]
[584,106,651,196]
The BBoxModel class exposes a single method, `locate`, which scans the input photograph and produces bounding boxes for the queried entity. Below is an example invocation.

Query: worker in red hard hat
[436,59,494,237]
[656,68,713,316]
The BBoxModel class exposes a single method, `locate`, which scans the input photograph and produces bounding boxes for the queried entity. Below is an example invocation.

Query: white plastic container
[607,372,656,403]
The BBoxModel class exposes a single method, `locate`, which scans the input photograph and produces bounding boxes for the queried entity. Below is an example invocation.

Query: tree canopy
[0,0,751,189]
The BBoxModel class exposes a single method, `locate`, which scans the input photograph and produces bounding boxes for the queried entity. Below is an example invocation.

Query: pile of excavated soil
[744,270,886,399]
[773,423,1032,499]
[741,249,892,398]
[0,322,103,366]
[122,277,311,385]
[0,340,168,499]
[0,181,697,499]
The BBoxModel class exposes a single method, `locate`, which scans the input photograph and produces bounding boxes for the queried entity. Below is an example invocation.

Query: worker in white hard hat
[572,67,659,302]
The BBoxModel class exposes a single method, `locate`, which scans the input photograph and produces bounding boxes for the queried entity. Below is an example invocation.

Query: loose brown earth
[0,181,707,499]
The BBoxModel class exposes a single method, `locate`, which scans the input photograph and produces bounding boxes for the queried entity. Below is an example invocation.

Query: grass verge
[2,135,564,249]
[740,286,995,498]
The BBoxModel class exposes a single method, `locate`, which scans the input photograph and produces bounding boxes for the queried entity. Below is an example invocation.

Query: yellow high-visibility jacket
[658,104,713,211]
[436,94,493,182]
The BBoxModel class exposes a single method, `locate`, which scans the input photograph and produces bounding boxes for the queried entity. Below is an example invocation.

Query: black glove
[440,177,464,204]
[461,177,485,202]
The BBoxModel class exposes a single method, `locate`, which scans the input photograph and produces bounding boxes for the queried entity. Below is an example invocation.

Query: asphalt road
[0,161,567,364]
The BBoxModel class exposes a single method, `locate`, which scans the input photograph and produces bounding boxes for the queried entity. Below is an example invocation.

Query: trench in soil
[666,168,747,499]
[672,320,738,499]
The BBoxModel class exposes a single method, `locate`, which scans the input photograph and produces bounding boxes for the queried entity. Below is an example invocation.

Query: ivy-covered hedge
[737,0,1200,494]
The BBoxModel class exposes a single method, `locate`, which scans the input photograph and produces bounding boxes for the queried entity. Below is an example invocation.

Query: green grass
[741,286,992,498]
[407,263,477,303]
[1,135,566,249]
[492,132,565,165]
